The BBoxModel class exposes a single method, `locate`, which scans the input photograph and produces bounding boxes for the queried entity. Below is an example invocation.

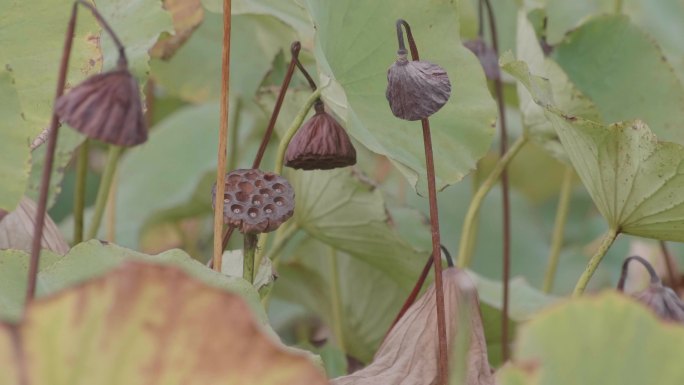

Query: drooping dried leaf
[150,0,204,59]
[0,261,327,384]
[0,196,68,254]
[331,267,494,385]
[386,53,452,121]
[212,169,295,233]
[285,102,356,170]
[55,67,147,147]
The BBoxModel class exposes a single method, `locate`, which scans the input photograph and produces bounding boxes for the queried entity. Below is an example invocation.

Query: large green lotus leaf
[0,71,30,210]
[0,262,326,385]
[288,168,426,285]
[545,0,684,80]
[551,15,684,145]
[514,10,601,162]
[273,236,409,363]
[8,0,173,207]
[304,0,496,194]
[0,240,266,324]
[504,57,684,241]
[497,293,684,385]
[151,11,295,103]
[203,0,314,45]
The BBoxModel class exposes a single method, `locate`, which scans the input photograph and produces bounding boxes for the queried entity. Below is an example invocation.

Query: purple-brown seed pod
[463,37,499,81]
[618,256,684,323]
[55,61,147,147]
[285,101,356,170]
[212,169,295,234]
[385,51,451,121]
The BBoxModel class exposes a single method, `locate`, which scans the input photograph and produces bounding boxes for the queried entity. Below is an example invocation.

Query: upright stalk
[73,139,89,244]
[86,145,122,240]
[27,2,79,302]
[482,0,512,361]
[329,247,347,353]
[243,233,257,282]
[397,19,448,384]
[573,228,619,296]
[543,166,573,293]
[213,0,232,272]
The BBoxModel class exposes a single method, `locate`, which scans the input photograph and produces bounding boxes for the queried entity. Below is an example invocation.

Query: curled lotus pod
[285,101,356,170]
[618,256,684,323]
[385,51,451,121]
[463,37,499,81]
[212,169,294,234]
[55,61,147,147]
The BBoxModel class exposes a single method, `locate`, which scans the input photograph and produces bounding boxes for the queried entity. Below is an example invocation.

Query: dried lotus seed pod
[285,101,356,170]
[618,256,684,323]
[463,37,499,81]
[385,51,451,121]
[55,60,147,147]
[211,169,294,234]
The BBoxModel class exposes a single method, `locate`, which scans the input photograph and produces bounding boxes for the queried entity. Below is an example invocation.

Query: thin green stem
[274,87,323,174]
[256,224,298,269]
[457,136,528,268]
[73,139,89,244]
[572,228,619,296]
[243,233,258,283]
[543,165,573,293]
[328,247,347,353]
[86,145,123,240]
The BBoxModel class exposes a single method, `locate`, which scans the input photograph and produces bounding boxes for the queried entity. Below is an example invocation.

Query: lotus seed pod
[385,52,451,121]
[55,62,147,147]
[211,169,294,234]
[285,101,356,170]
[618,256,684,323]
[463,37,499,81]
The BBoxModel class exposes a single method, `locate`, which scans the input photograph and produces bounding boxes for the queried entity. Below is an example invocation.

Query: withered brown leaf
[0,197,69,254]
[331,268,494,385]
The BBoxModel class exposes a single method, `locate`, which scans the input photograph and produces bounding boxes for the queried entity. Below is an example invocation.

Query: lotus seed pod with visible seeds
[463,38,499,81]
[212,169,294,234]
[285,101,356,170]
[386,51,451,121]
[618,256,684,323]
[55,60,147,147]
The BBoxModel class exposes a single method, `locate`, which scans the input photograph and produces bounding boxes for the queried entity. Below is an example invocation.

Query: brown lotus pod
[385,51,451,121]
[463,37,499,81]
[55,61,147,147]
[618,256,684,323]
[211,169,294,234]
[285,101,356,170]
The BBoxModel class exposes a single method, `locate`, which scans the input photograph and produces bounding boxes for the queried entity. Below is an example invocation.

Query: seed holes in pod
[235,191,249,202]
[228,174,241,183]
[272,183,285,194]
[230,204,243,214]
[223,192,232,201]
[274,197,285,206]
[255,180,265,188]
[252,195,262,206]
[245,171,258,180]
[248,208,259,218]
[238,181,255,194]
[263,173,276,181]
[263,204,275,215]
[260,188,272,198]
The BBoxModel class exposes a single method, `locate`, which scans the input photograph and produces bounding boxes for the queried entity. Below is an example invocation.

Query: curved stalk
[274,88,323,174]
[457,135,528,268]
[572,228,619,296]
[542,165,573,293]
[86,145,122,240]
